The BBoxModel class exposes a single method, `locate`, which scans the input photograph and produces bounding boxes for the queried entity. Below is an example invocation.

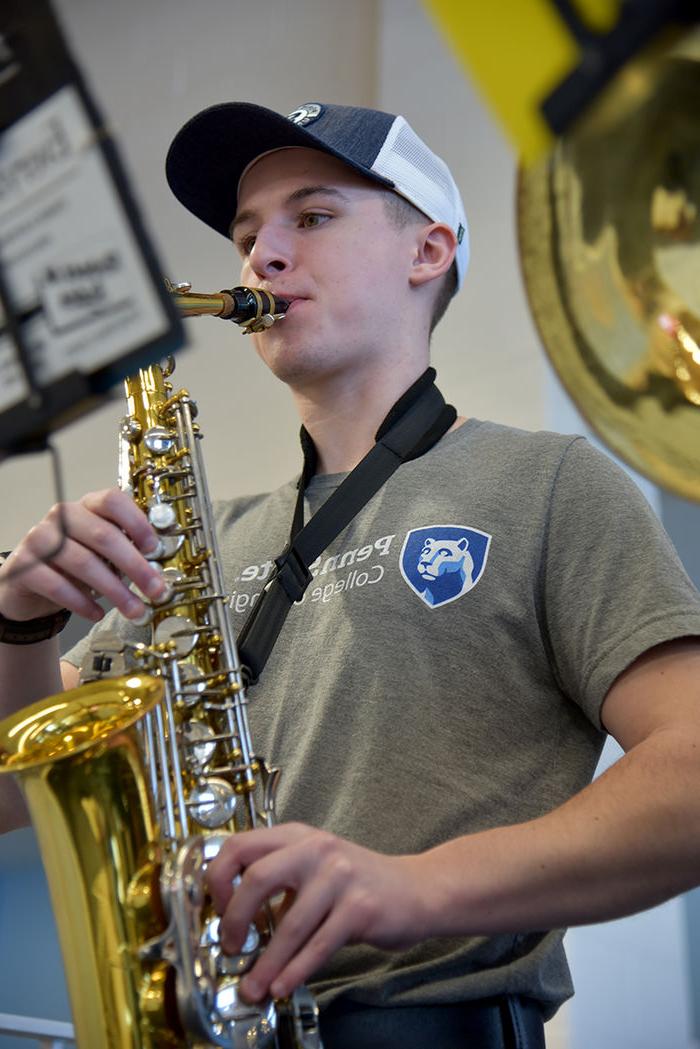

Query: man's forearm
[0,637,64,833]
[0,637,64,714]
[207,710,700,1005]
[421,727,700,937]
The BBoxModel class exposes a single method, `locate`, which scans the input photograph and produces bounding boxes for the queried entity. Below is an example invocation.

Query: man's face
[232,147,425,388]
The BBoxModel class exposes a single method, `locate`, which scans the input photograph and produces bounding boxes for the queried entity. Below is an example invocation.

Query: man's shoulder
[431,418,645,510]
[451,417,582,453]
[435,417,590,477]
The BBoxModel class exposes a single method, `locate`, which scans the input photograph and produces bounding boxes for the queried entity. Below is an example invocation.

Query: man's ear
[409,222,457,288]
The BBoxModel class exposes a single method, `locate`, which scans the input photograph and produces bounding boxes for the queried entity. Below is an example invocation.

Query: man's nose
[247,224,292,278]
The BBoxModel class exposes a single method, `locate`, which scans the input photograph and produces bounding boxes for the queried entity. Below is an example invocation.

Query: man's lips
[272,295,307,318]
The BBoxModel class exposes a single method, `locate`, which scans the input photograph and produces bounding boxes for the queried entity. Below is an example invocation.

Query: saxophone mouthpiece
[219,287,290,333]
[167,279,289,333]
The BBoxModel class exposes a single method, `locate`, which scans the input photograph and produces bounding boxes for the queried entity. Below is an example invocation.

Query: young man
[2,102,700,1049]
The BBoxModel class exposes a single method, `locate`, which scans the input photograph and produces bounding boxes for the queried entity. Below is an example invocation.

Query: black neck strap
[237,367,456,685]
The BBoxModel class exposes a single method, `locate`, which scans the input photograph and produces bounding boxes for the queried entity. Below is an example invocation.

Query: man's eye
[234,233,256,256]
[300,213,329,230]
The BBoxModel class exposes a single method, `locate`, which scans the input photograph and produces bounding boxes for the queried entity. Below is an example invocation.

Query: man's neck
[291,362,430,475]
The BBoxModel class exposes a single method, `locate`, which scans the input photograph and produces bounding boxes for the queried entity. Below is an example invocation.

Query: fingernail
[146,575,166,599]
[143,536,163,559]
[241,977,261,1001]
[220,933,238,955]
[125,596,145,619]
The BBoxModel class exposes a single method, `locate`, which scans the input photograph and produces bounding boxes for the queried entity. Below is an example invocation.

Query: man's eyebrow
[231,185,352,234]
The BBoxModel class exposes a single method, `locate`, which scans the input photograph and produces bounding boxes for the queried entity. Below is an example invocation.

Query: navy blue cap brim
[165,101,395,239]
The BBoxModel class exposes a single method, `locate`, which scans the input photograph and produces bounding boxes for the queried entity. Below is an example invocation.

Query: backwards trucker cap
[166,101,469,288]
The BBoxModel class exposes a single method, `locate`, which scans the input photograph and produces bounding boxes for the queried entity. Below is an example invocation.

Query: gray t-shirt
[65,419,700,1017]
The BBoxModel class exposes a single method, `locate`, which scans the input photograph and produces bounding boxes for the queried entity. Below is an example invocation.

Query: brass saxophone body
[0,287,322,1049]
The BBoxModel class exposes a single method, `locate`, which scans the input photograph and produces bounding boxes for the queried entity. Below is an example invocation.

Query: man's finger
[246,905,351,1003]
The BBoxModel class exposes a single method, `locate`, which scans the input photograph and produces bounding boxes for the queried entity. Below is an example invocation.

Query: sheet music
[0,84,171,413]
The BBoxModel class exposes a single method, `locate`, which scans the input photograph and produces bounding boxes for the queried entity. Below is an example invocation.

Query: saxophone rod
[169,282,290,327]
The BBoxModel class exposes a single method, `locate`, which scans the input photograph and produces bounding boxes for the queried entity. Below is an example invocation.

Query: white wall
[377,0,546,433]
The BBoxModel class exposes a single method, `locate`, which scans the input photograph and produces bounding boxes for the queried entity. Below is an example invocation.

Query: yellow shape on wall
[422,0,623,162]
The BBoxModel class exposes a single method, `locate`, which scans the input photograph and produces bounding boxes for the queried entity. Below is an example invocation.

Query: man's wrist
[0,551,72,644]
[0,607,72,645]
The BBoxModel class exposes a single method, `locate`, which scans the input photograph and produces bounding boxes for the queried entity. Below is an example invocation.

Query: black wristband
[0,607,72,644]
[0,550,72,644]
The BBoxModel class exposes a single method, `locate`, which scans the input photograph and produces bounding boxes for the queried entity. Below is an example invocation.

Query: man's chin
[256,341,327,387]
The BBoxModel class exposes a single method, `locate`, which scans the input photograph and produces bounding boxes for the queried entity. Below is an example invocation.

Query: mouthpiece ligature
[166,279,289,333]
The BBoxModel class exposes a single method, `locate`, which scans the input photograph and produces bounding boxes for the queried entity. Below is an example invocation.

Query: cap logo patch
[287,103,323,127]
[400,525,491,608]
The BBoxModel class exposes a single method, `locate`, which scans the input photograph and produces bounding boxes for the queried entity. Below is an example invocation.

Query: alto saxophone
[0,286,323,1049]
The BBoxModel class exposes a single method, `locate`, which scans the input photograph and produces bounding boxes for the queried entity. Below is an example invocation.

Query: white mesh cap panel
[372,116,469,286]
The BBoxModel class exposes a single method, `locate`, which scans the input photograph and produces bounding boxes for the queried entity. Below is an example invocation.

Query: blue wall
[0,828,71,1049]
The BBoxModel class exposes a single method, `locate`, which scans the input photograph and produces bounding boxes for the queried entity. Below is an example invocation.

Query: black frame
[0,0,185,454]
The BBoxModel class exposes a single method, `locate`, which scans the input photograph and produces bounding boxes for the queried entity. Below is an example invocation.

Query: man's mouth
[275,296,305,317]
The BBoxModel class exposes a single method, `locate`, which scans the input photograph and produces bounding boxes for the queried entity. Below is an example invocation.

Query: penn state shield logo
[400,525,491,608]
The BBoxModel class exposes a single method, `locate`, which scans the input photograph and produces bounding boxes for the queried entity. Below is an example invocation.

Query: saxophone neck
[169,283,233,318]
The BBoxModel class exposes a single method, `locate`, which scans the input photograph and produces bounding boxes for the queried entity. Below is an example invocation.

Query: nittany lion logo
[400,525,491,608]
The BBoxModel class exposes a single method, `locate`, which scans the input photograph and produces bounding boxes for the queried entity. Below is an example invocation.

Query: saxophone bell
[166,280,289,334]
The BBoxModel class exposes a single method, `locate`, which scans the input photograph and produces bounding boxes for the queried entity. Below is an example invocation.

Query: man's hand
[0,488,166,624]
[207,823,430,1003]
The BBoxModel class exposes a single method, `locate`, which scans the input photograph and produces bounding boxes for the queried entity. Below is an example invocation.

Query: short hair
[382,192,458,334]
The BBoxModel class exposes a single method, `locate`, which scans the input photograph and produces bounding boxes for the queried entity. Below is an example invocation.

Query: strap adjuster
[274,546,313,603]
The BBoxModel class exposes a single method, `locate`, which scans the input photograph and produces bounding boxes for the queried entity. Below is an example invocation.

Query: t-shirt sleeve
[62,607,149,671]
[541,437,700,728]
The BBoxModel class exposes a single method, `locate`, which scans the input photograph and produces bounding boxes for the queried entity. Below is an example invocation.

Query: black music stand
[0,0,184,456]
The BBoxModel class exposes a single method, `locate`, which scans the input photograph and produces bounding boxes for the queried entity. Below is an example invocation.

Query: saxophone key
[215,977,258,1021]
[148,500,179,532]
[144,532,185,561]
[128,570,174,612]
[183,720,218,771]
[201,916,260,976]
[219,927,262,976]
[177,663,209,705]
[157,566,185,604]
[143,425,176,454]
[153,614,198,656]
[129,606,154,628]
[188,777,237,827]
[120,416,142,442]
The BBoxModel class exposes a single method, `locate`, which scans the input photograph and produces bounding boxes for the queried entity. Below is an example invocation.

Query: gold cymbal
[518,26,700,501]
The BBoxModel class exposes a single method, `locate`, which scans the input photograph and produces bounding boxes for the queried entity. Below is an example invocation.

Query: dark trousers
[319,996,545,1049]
